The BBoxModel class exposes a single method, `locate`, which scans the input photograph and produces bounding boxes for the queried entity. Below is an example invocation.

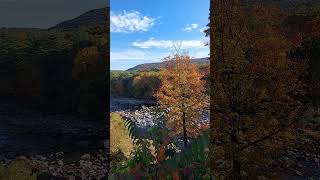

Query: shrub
[0,159,37,180]
[110,113,135,158]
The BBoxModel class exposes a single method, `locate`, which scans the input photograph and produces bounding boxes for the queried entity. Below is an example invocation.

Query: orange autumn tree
[210,0,308,179]
[155,54,207,148]
[72,46,107,118]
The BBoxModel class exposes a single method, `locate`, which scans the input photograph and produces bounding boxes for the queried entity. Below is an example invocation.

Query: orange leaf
[172,170,181,180]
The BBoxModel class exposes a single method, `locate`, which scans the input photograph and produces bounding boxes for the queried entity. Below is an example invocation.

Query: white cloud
[111,10,156,33]
[132,38,206,49]
[111,49,168,62]
[182,23,199,32]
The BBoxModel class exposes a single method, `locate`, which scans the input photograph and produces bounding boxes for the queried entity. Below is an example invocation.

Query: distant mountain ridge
[127,57,209,71]
[1,1,316,31]
[50,7,107,31]
[48,1,320,31]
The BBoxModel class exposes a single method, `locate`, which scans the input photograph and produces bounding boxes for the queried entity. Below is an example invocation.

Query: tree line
[110,64,210,100]
[0,26,108,120]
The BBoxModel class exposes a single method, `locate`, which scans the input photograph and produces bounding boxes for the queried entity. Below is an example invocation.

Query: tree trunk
[182,111,188,148]
[232,151,241,180]
[231,112,241,180]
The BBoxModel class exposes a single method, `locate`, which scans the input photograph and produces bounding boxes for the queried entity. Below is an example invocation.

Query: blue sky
[111,0,209,70]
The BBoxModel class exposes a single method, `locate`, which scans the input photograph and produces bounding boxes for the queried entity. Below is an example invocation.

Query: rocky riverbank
[116,104,210,151]
[0,97,158,179]
[0,103,109,179]
[111,99,320,179]
[0,150,109,179]
[110,96,156,112]
[118,105,209,128]
[0,111,107,162]
[34,151,108,179]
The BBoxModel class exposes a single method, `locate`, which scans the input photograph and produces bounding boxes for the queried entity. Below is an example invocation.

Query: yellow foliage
[110,113,135,158]
[0,158,37,180]
[72,46,100,79]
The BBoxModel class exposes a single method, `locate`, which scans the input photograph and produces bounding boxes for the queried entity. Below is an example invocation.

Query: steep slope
[50,8,107,31]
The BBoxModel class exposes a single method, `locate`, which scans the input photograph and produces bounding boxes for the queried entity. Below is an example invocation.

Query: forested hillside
[50,8,107,31]
[0,24,108,119]
[111,63,210,99]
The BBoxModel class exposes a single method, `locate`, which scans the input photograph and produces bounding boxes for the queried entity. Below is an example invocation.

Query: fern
[122,116,141,142]
[111,110,210,179]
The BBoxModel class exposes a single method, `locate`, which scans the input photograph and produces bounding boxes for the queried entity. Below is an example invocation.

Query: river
[0,104,107,163]
[0,97,153,162]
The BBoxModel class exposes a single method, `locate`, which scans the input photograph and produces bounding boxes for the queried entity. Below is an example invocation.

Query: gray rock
[81,154,90,161]
[297,163,303,168]
[286,159,295,168]
[79,160,85,167]
[49,166,54,171]
[294,169,303,176]
[57,160,64,166]
[55,152,64,156]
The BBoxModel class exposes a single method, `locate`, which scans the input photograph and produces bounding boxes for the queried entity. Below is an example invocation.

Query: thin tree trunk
[231,113,241,180]
[232,150,241,180]
[230,130,241,180]
[182,111,188,148]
